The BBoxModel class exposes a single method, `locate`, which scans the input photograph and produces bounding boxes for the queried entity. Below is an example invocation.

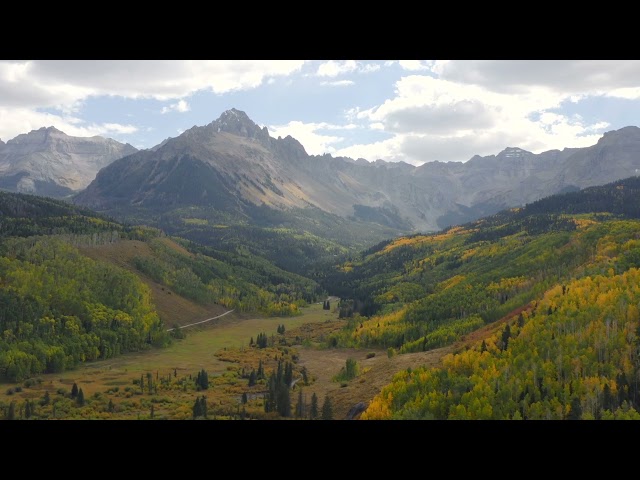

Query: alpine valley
[2,108,640,420]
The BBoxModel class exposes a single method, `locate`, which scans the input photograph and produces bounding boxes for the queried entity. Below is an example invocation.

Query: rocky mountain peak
[597,126,640,146]
[275,134,307,160]
[209,108,270,142]
[497,147,532,159]
[7,126,68,145]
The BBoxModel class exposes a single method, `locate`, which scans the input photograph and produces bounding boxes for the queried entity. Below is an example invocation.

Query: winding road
[166,309,235,331]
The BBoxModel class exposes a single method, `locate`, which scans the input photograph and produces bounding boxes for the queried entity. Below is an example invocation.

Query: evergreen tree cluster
[195,369,209,390]
[255,332,269,349]
[264,359,294,417]
[192,395,208,419]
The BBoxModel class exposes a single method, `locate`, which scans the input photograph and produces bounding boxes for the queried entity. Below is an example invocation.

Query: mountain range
[3,109,640,232]
[0,127,136,197]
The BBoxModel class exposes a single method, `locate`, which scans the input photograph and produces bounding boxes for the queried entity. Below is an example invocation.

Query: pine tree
[107,399,115,413]
[146,372,153,394]
[6,401,16,420]
[568,397,582,420]
[310,393,319,420]
[603,383,614,411]
[276,360,284,385]
[76,388,85,406]
[278,386,291,417]
[321,395,333,420]
[42,390,50,406]
[24,400,32,419]
[302,366,309,385]
[480,340,487,353]
[501,324,511,351]
[517,313,525,327]
[249,336,254,346]
[150,404,155,419]
[257,359,264,379]
[196,369,209,390]
[201,396,207,419]
[296,389,305,418]
[71,382,79,398]
[242,392,248,404]
[284,362,293,387]
[193,397,202,419]
[248,370,257,387]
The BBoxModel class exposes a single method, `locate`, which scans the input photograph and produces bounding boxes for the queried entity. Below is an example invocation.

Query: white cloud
[360,63,381,73]
[161,99,190,114]
[26,60,306,99]
[347,72,612,164]
[435,60,640,96]
[335,136,406,163]
[96,123,139,135]
[0,60,305,143]
[398,60,431,71]
[0,107,137,142]
[316,60,382,77]
[317,60,358,77]
[320,80,355,87]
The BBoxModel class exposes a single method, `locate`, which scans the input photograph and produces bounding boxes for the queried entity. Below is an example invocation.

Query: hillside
[317,176,640,419]
[0,192,323,383]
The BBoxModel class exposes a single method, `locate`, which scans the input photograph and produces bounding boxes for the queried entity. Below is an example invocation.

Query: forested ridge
[0,191,323,382]
[131,237,322,316]
[324,176,640,357]
[0,237,169,381]
[363,261,640,419]
[332,175,640,419]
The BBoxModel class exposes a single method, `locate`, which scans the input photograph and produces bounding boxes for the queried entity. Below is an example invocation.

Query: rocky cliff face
[75,109,640,232]
[0,127,137,196]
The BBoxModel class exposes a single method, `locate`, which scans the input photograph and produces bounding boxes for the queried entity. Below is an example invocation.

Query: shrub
[333,358,360,382]
[6,388,14,395]
[366,352,376,359]
[387,347,396,359]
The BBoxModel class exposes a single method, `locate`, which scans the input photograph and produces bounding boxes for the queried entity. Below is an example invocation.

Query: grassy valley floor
[0,299,520,420]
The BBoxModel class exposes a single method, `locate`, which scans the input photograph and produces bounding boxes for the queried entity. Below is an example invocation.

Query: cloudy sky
[1,60,639,165]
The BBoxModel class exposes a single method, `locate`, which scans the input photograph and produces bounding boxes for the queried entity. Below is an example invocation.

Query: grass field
[0,297,522,420]
[0,301,340,419]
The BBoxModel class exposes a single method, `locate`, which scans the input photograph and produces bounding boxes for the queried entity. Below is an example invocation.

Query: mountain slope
[75,110,640,232]
[324,175,640,351]
[314,176,640,419]
[0,127,137,197]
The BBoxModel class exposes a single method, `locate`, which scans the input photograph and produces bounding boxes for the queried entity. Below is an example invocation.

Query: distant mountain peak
[41,126,64,134]
[497,147,532,158]
[209,108,270,141]
[598,126,640,145]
